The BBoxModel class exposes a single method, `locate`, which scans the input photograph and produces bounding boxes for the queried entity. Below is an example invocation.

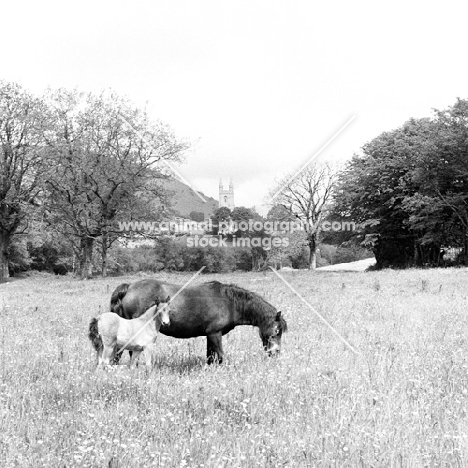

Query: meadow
[1,268,468,467]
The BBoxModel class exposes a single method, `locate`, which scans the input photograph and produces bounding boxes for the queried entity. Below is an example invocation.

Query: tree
[42,89,187,278]
[212,206,232,221]
[231,206,259,237]
[231,206,268,270]
[0,81,46,282]
[266,204,295,223]
[334,118,438,267]
[210,207,232,235]
[409,99,468,263]
[333,112,468,268]
[271,162,337,269]
[266,204,307,269]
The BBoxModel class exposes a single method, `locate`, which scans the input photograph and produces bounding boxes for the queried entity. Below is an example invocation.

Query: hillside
[160,177,219,219]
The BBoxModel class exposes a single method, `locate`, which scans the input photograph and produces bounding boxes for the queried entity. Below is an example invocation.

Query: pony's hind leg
[206,333,224,364]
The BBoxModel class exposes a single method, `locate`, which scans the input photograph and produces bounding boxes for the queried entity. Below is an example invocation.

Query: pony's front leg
[206,333,224,364]
[129,350,142,368]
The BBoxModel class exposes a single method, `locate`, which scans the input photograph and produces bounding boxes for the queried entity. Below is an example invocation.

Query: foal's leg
[143,344,154,370]
[129,350,142,368]
[206,332,224,364]
[96,345,103,367]
[112,350,122,365]
[101,345,115,367]
[112,350,134,365]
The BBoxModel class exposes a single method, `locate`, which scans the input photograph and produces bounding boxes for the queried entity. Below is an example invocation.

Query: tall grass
[1,268,468,467]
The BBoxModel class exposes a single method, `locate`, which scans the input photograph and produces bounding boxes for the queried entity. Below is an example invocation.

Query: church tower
[219,179,235,210]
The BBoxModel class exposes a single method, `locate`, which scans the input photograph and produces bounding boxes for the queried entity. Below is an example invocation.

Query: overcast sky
[2,1,467,213]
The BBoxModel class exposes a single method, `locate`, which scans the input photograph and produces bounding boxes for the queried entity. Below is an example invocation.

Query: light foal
[88,296,171,369]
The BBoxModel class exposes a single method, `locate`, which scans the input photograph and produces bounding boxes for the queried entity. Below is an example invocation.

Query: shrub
[107,245,164,274]
[109,238,256,274]
[317,244,337,266]
[233,247,253,271]
[333,245,373,264]
[28,241,72,274]
[8,239,32,275]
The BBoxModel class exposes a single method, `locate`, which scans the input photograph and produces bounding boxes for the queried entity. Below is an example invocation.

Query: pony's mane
[205,281,284,332]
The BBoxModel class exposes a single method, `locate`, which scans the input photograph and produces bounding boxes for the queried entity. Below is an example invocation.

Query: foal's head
[153,295,171,327]
[261,311,288,357]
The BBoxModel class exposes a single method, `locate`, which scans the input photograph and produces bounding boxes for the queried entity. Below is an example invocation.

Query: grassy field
[1,268,468,467]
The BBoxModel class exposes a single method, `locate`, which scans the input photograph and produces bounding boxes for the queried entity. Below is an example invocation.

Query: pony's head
[260,311,288,356]
[207,281,288,358]
[154,295,171,327]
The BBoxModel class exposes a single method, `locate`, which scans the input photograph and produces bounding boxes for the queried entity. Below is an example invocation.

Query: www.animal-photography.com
[1,1,468,467]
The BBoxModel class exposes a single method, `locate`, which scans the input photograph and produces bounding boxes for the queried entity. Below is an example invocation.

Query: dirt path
[317,257,376,272]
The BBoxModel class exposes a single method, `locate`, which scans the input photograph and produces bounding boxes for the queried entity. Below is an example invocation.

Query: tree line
[3,79,466,278]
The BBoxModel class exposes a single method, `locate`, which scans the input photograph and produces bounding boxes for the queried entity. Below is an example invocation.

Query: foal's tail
[88,317,102,351]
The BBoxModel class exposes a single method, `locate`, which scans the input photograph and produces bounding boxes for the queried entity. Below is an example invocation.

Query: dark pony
[110,279,287,363]
[110,283,129,312]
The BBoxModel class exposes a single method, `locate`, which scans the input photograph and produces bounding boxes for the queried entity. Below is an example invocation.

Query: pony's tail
[110,283,130,312]
[88,317,102,351]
